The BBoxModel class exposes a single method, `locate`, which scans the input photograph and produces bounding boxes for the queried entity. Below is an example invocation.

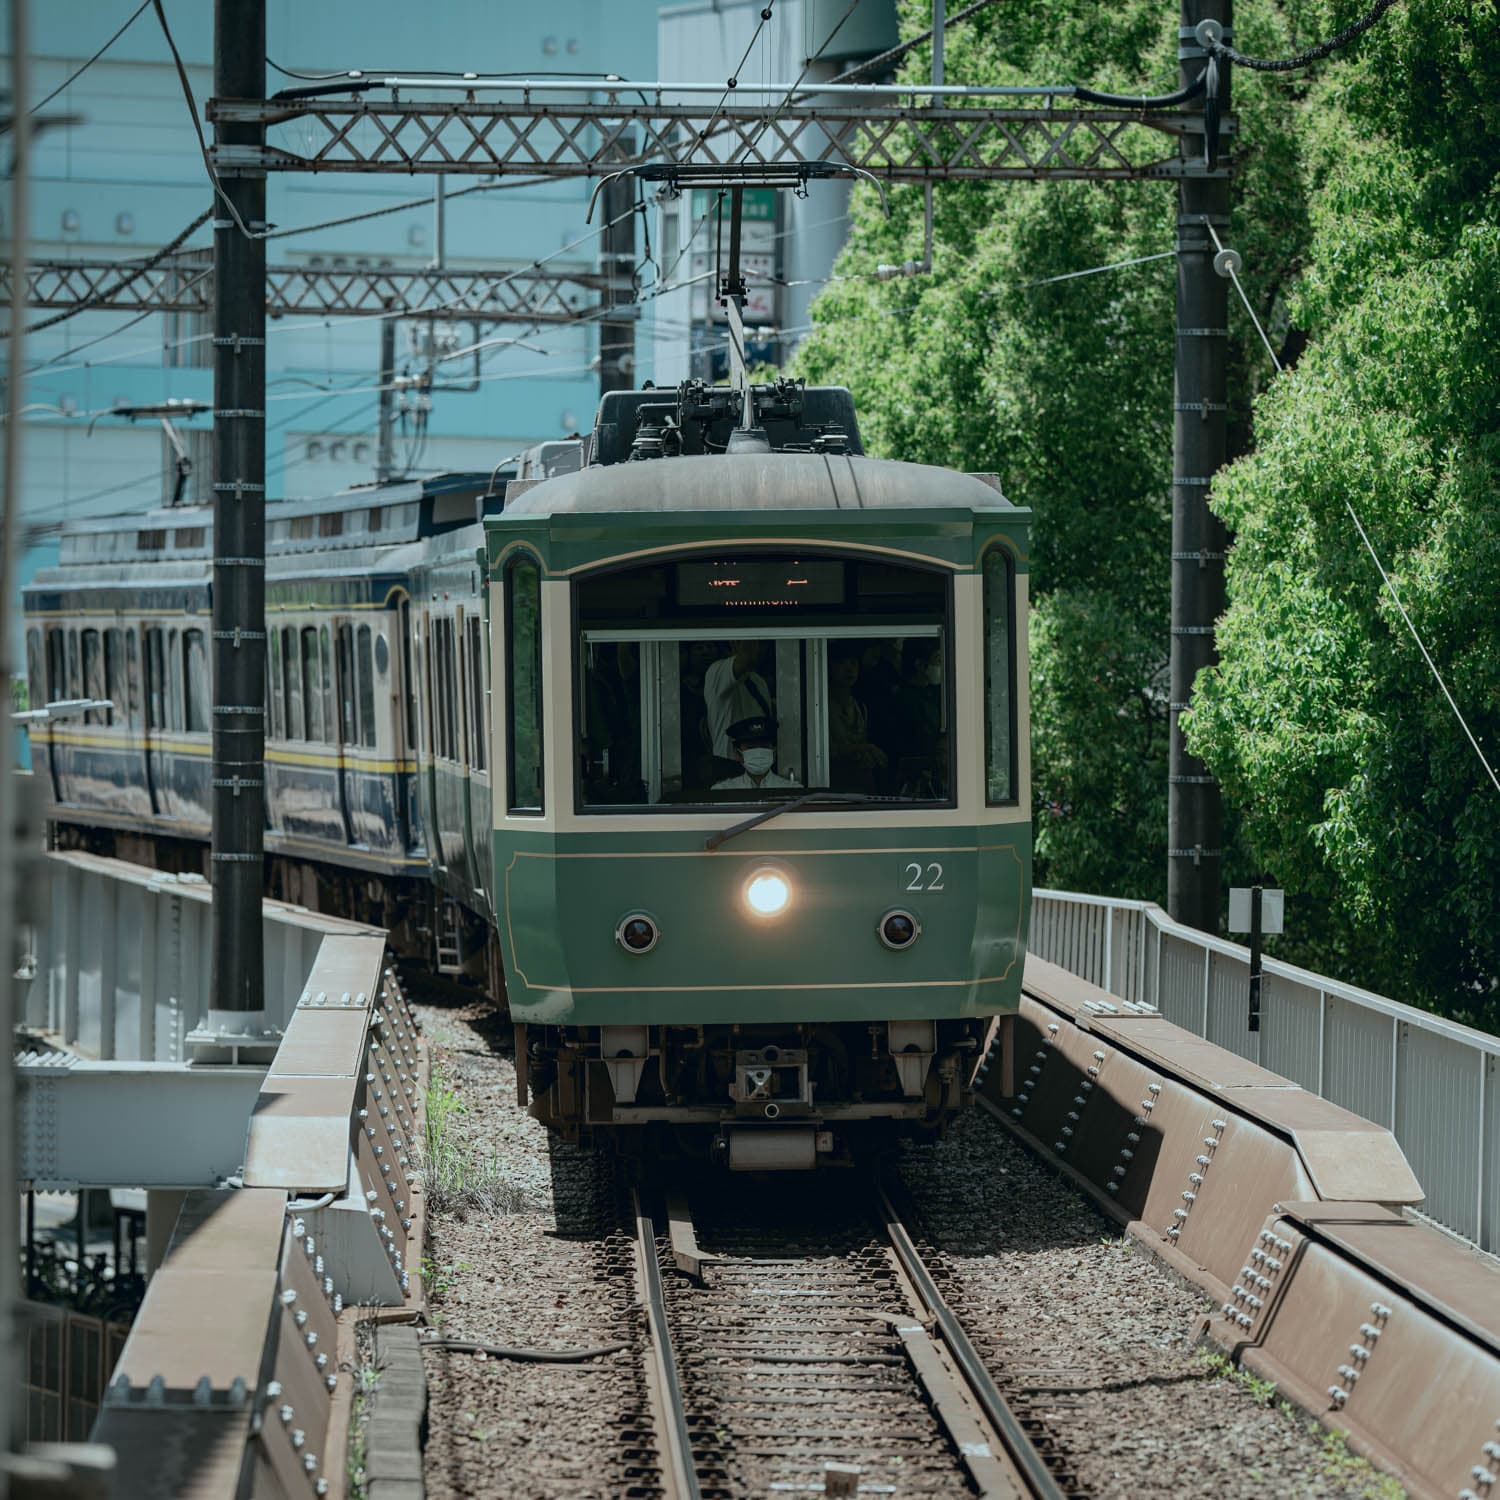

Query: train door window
[432,619,450,759]
[283,626,303,740]
[356,625,377,749]
[126,632,141,728]
[268,628,284,739]
[46,629,65,703]
[319,627,334,743]
[167,629,183,730]
[82,630,105,724]
[301,627,324,742]
[442,620,460,762]
[25,629,42,712]
[104,629,127,725]
[66,630,81,701]
[399,601,418,750]
[183,629,209,733]
[336,625,355,745]
[145,629,166,729]
[982,547,1016,804]
[504,554,543,813]
[467,616,486,771]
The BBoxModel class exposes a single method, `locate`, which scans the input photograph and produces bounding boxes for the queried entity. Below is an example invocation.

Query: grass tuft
[416,1062,531,1217]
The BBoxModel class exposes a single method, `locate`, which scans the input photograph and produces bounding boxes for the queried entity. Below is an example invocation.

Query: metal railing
[1030,889,1500,1254]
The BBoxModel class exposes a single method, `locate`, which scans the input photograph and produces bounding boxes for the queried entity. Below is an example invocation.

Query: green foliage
[796,0,1309,902]
[419,1064,531,1216]
[1185,0,1500,1023]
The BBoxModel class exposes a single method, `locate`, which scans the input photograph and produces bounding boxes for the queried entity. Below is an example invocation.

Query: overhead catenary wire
[1210,0,1401,71]
[828,0,1003,85]
[1207,222,1499,797]
[16,0,151,119]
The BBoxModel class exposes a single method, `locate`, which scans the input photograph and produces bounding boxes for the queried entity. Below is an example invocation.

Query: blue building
[9,0,896,597]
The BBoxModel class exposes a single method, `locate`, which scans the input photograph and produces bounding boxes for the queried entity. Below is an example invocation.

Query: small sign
[1228,887,1284,935]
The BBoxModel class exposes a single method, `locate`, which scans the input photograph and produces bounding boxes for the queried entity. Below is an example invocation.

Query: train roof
[500,453,1015,519]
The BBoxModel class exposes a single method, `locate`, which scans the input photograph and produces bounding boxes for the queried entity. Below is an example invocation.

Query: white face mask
[742,747,775,776]
[925,664,943,686]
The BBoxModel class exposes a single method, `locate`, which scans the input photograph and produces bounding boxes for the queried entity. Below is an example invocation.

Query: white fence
[1031,889,1500,1255]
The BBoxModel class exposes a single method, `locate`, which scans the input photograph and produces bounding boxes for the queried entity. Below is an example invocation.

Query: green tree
[1184,0,1500,1024]
[797,0,1309,902]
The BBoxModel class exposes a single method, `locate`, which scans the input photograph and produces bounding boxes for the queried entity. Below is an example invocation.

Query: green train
[492,381,1032,1168]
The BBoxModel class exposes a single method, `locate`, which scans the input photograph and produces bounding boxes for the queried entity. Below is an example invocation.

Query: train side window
[399,602,417,750]
[144,629,165,729]
[268,628,284,739]
[46,629,65,703]
[443,620,459,761]
[505,555,544,813]
[66,629,80,700]
[301,627,324,742]
[319,627,334,744]
[183,629,209,733]
[125,632,141,728]
[167,629,183,729]
[468,616,486,772]
[433,619,450,759]
[283,626,304,740]
[25,628,42,712]
[356,625,377,749]
[82,630,105,724]
[337,625,356,745]
[420,618,435,756]
[104,629,127,725]
[982,547,1016,804]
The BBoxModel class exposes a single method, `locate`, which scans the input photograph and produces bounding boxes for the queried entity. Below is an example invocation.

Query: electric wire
[702,3,778,146]
[1207,221,1499,796]
[828,0,1002,85]
[150,0,268,242]
[1210,0,1401,71]
[18,0,151,120]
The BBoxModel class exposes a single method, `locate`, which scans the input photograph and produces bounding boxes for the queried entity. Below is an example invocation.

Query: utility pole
[600,138,637,395]
[210,0,267,1017]
[1168,0,1231,933]
[376,312,397,481]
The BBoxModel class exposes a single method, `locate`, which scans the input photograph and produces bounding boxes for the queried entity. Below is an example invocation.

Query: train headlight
[616,913,660,954]
[744,868,791,919]
[879,909,921,950]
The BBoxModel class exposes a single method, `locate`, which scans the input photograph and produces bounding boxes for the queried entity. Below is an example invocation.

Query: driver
[712,716,801,791]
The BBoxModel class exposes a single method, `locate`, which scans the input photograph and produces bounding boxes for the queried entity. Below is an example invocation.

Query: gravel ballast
[409,984,1402,1499]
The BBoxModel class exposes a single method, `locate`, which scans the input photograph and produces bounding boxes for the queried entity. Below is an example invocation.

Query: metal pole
[432,176,446,270]
[600,139,637,395]
[0,0,31,1456]
[1247,883,1262,1032]
[376,314,397,481]
[210,0,267,1017]
[1167,0,1230,933]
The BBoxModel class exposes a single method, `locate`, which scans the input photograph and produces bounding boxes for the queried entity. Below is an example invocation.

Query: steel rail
[633,1189,703,1500]
[875,1178,1068,1500]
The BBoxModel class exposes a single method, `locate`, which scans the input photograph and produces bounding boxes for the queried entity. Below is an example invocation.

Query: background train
[24,384,1032,1167]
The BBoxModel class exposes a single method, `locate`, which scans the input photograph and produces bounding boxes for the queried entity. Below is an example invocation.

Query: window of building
[137,530,167,552]
[174,527,206,548]
[290,516,315,541]
[356,625,377,749]
[982,547,1016,805]
[301,627,324,742]
[505,555,544,813]
[467,615,486,772]
[319,512,344,539]
[81,629,105,724]
[183,629,209,733]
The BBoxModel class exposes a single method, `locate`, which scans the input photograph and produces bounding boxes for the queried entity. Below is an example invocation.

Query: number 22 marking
[904,861,944,892]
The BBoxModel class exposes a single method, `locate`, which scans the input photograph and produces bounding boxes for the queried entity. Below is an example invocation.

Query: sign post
[1228,886,1284,1033]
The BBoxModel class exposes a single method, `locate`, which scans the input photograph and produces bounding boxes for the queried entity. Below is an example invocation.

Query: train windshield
[576,553,953,809]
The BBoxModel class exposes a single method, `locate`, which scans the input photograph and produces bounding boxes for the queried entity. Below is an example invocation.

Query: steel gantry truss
[206,87,1232,183]
[6,258,606,322]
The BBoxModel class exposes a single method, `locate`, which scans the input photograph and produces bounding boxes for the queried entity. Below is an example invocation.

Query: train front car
[490,384,1031,1168]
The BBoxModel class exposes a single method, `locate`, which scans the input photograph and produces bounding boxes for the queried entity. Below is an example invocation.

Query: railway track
[630,1171,1075,1500]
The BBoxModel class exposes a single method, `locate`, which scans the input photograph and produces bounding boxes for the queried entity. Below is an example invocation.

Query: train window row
[266,621,378,750]
[34,623,208,734]
[426,614,487,772]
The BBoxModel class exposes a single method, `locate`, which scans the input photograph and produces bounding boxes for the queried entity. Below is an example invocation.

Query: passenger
[859,638,902,751]
[827,641,887,792]
[705,639,773,777]
[892,639,947,797]
[585,641,644,799]
[712,716,800,792]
